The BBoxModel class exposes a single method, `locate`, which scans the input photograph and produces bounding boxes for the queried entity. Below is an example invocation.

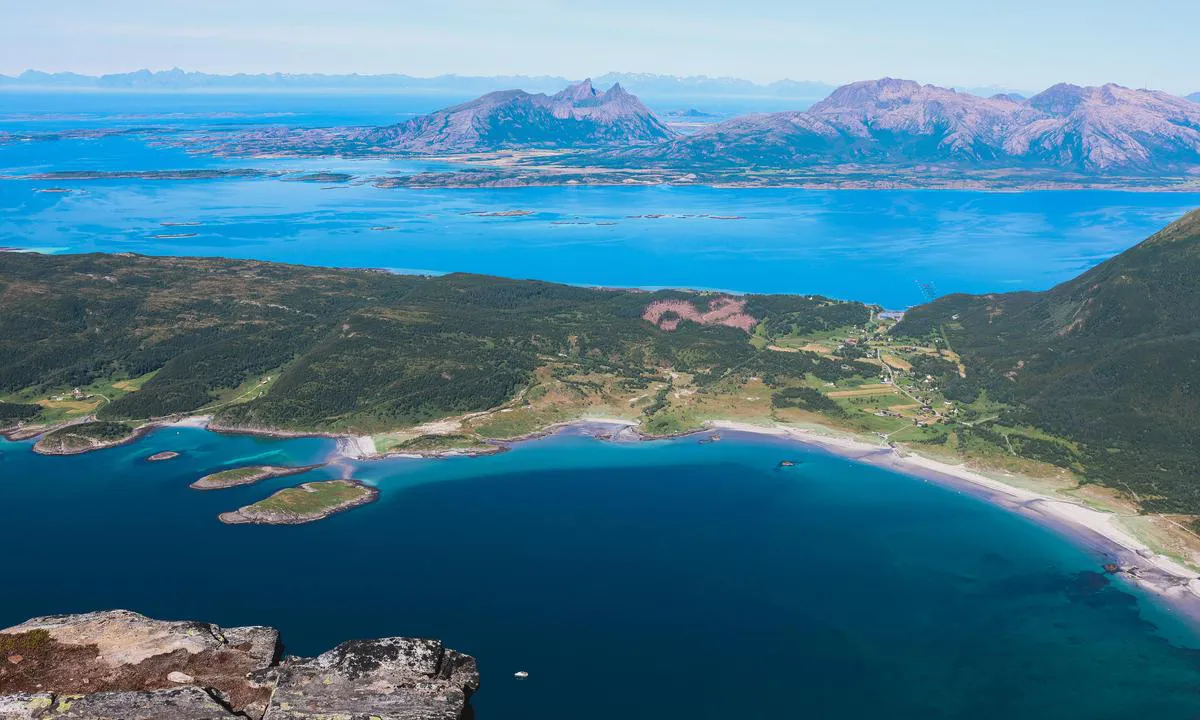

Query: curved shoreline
[700,419,1200,625]
[7,412,1199,623]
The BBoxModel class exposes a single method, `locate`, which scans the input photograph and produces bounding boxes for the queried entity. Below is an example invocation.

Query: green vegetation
[194,467,267,488]
[249,480,372,516]
[34,421,136,453]
[0,629,50,653]
[383,433,494,454]
[0,401,40,426]
[772,386,846,417]
[9,209,1200,523]
[0,252,869,434]
[895,209,1200,513]
[208,467,263,482]
[66,421,133,440]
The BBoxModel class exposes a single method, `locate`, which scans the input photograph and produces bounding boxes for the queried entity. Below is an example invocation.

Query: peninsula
[4,211,1200,571]
[190,464,324,490]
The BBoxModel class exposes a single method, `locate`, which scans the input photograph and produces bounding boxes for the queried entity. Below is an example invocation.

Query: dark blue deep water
[5,94,1200,717]
[3,428,1200,718]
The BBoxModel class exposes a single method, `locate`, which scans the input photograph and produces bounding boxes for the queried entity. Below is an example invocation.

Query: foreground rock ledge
[0,610,478,720]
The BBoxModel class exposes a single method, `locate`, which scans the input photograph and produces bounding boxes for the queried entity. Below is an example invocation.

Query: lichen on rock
[0,610,477,720]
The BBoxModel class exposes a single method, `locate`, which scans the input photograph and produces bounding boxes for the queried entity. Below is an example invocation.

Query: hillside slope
[895,210,1200,512]
[0,253,869,433]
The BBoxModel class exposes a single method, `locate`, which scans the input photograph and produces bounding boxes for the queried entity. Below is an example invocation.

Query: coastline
[702,419,1200,622]
[456,414,1200,621]
[9,411,1200,622]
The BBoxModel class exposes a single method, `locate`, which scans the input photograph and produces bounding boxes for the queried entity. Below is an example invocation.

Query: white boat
[513,671,529,679]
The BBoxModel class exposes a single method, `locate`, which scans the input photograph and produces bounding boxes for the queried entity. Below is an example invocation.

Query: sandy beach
[13,409,1198,620]
[326,413,1200,618]
[705,419,1200,620]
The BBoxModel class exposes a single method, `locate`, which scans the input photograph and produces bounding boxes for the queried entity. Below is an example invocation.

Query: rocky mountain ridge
[367,79,674,151]
[0,610,478,720]
[220,79,674,154]
[640,78,1200,173]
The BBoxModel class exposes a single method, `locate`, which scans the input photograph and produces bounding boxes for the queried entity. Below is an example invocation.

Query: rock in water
[0,610,478,720]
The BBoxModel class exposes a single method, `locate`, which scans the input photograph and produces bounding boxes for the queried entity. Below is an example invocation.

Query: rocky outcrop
[31,422,145,456]
[0,611,478,720]
[189,464,323,490]
[267,638,479,719]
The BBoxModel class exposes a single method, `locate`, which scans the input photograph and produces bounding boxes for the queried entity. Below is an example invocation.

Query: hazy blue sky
[3,0,1197,92]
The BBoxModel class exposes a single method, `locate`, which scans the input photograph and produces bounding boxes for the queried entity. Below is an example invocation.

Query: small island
[376,433,504,457]
[145,450,180,462]
[32,421,142,455]
[190,464,323,490]
[218,479,378,525]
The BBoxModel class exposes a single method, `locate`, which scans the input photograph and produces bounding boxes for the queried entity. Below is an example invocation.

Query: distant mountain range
[23,73,1200,183]
[0,68,835,99]
[636,78,1200,173]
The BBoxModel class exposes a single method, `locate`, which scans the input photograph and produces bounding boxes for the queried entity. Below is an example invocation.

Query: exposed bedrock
[0,610,478,720]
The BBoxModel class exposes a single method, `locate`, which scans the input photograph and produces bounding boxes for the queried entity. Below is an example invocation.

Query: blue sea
[2,92,1199,307]
[4,93,1200,717]
[2,428,1200,718]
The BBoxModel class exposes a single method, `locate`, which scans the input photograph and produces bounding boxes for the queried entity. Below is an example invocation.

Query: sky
[2,0,1198,93]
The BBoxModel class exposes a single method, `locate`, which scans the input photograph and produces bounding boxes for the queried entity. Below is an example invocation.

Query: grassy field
[198,467,267,485]
[377,433,494,454]
[249,480,372,516]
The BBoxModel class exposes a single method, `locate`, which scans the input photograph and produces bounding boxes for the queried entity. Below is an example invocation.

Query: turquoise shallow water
[3,427,1200,718]
[5,96,1200,716]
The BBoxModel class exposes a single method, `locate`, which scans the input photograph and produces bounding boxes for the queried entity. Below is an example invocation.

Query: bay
[2,428,1200,718]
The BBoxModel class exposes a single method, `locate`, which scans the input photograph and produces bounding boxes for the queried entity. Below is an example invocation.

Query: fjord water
[4,169,1200,307]
[3,428,1200,718]
[4,96,1200,306]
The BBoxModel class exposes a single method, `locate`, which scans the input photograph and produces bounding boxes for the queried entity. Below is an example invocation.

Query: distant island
[132,77,1200,191]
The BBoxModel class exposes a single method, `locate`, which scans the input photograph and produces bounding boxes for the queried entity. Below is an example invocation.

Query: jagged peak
[811,77,951,113]
[1025,83,1088,114]
[554,78,599,102]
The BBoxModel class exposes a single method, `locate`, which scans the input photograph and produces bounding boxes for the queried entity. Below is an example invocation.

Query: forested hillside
[896,210,1200,513]
[0,253,870,433]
